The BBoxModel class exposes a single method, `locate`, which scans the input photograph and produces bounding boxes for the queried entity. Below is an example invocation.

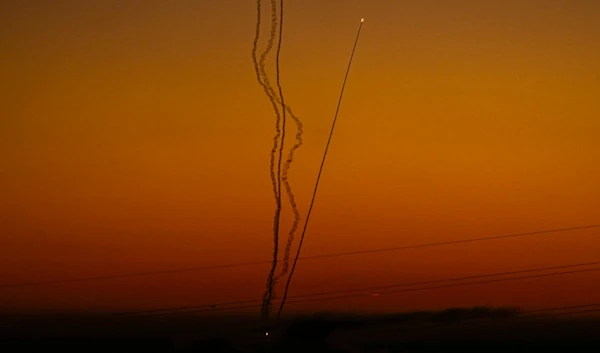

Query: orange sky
[1,0,599,315]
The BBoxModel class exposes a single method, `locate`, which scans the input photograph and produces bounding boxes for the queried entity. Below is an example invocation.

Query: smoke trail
[271,0,303,283]
[277,18,365,319]
[277,117,304,277]
[251,1,280,205]
[264,0,305,313]
[252,0,305,318]
[260,0,282,319]
[252,0,283,318]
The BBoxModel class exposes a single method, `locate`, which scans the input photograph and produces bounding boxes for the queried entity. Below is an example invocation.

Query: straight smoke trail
[271,0,303,286]
[253,0,304,318]
[261,0,282,319]
[276,18,365,319]
[252,0,281,208]
[266,0,305,313]
[265,0,307,318]
[262,99,304,290]
[252,0,282,318]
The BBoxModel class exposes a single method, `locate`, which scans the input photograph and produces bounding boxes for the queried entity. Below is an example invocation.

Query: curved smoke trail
[276,114,303,279]
[264,0,305,312]
[253,0,304,318]
[261,0,283,318]
[271,0,303,284]
[252,0,282,318]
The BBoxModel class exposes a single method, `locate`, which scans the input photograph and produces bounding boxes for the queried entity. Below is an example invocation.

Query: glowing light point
[361,18,364,22]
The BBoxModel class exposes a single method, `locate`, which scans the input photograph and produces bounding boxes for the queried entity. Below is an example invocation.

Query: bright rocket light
[361,18,364,22]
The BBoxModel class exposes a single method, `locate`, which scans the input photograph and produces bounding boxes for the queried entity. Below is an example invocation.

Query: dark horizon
[2,306,600,352]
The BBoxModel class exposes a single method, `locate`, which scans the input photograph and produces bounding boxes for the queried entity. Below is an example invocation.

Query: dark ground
[1,307,599,352]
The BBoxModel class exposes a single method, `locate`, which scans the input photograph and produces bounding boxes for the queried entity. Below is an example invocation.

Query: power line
[160,266,600,316]
[276,17,365,319]
[299,224,600,259]
[1,223,598,289]
[113,260,600,317]
[90,262,600,319]
[525,306,600,319]
[523,303,600,317]
[2,263,598,329]
[0,260,268,289]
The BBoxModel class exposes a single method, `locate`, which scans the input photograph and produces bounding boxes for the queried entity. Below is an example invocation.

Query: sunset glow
[1,0,599,316]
